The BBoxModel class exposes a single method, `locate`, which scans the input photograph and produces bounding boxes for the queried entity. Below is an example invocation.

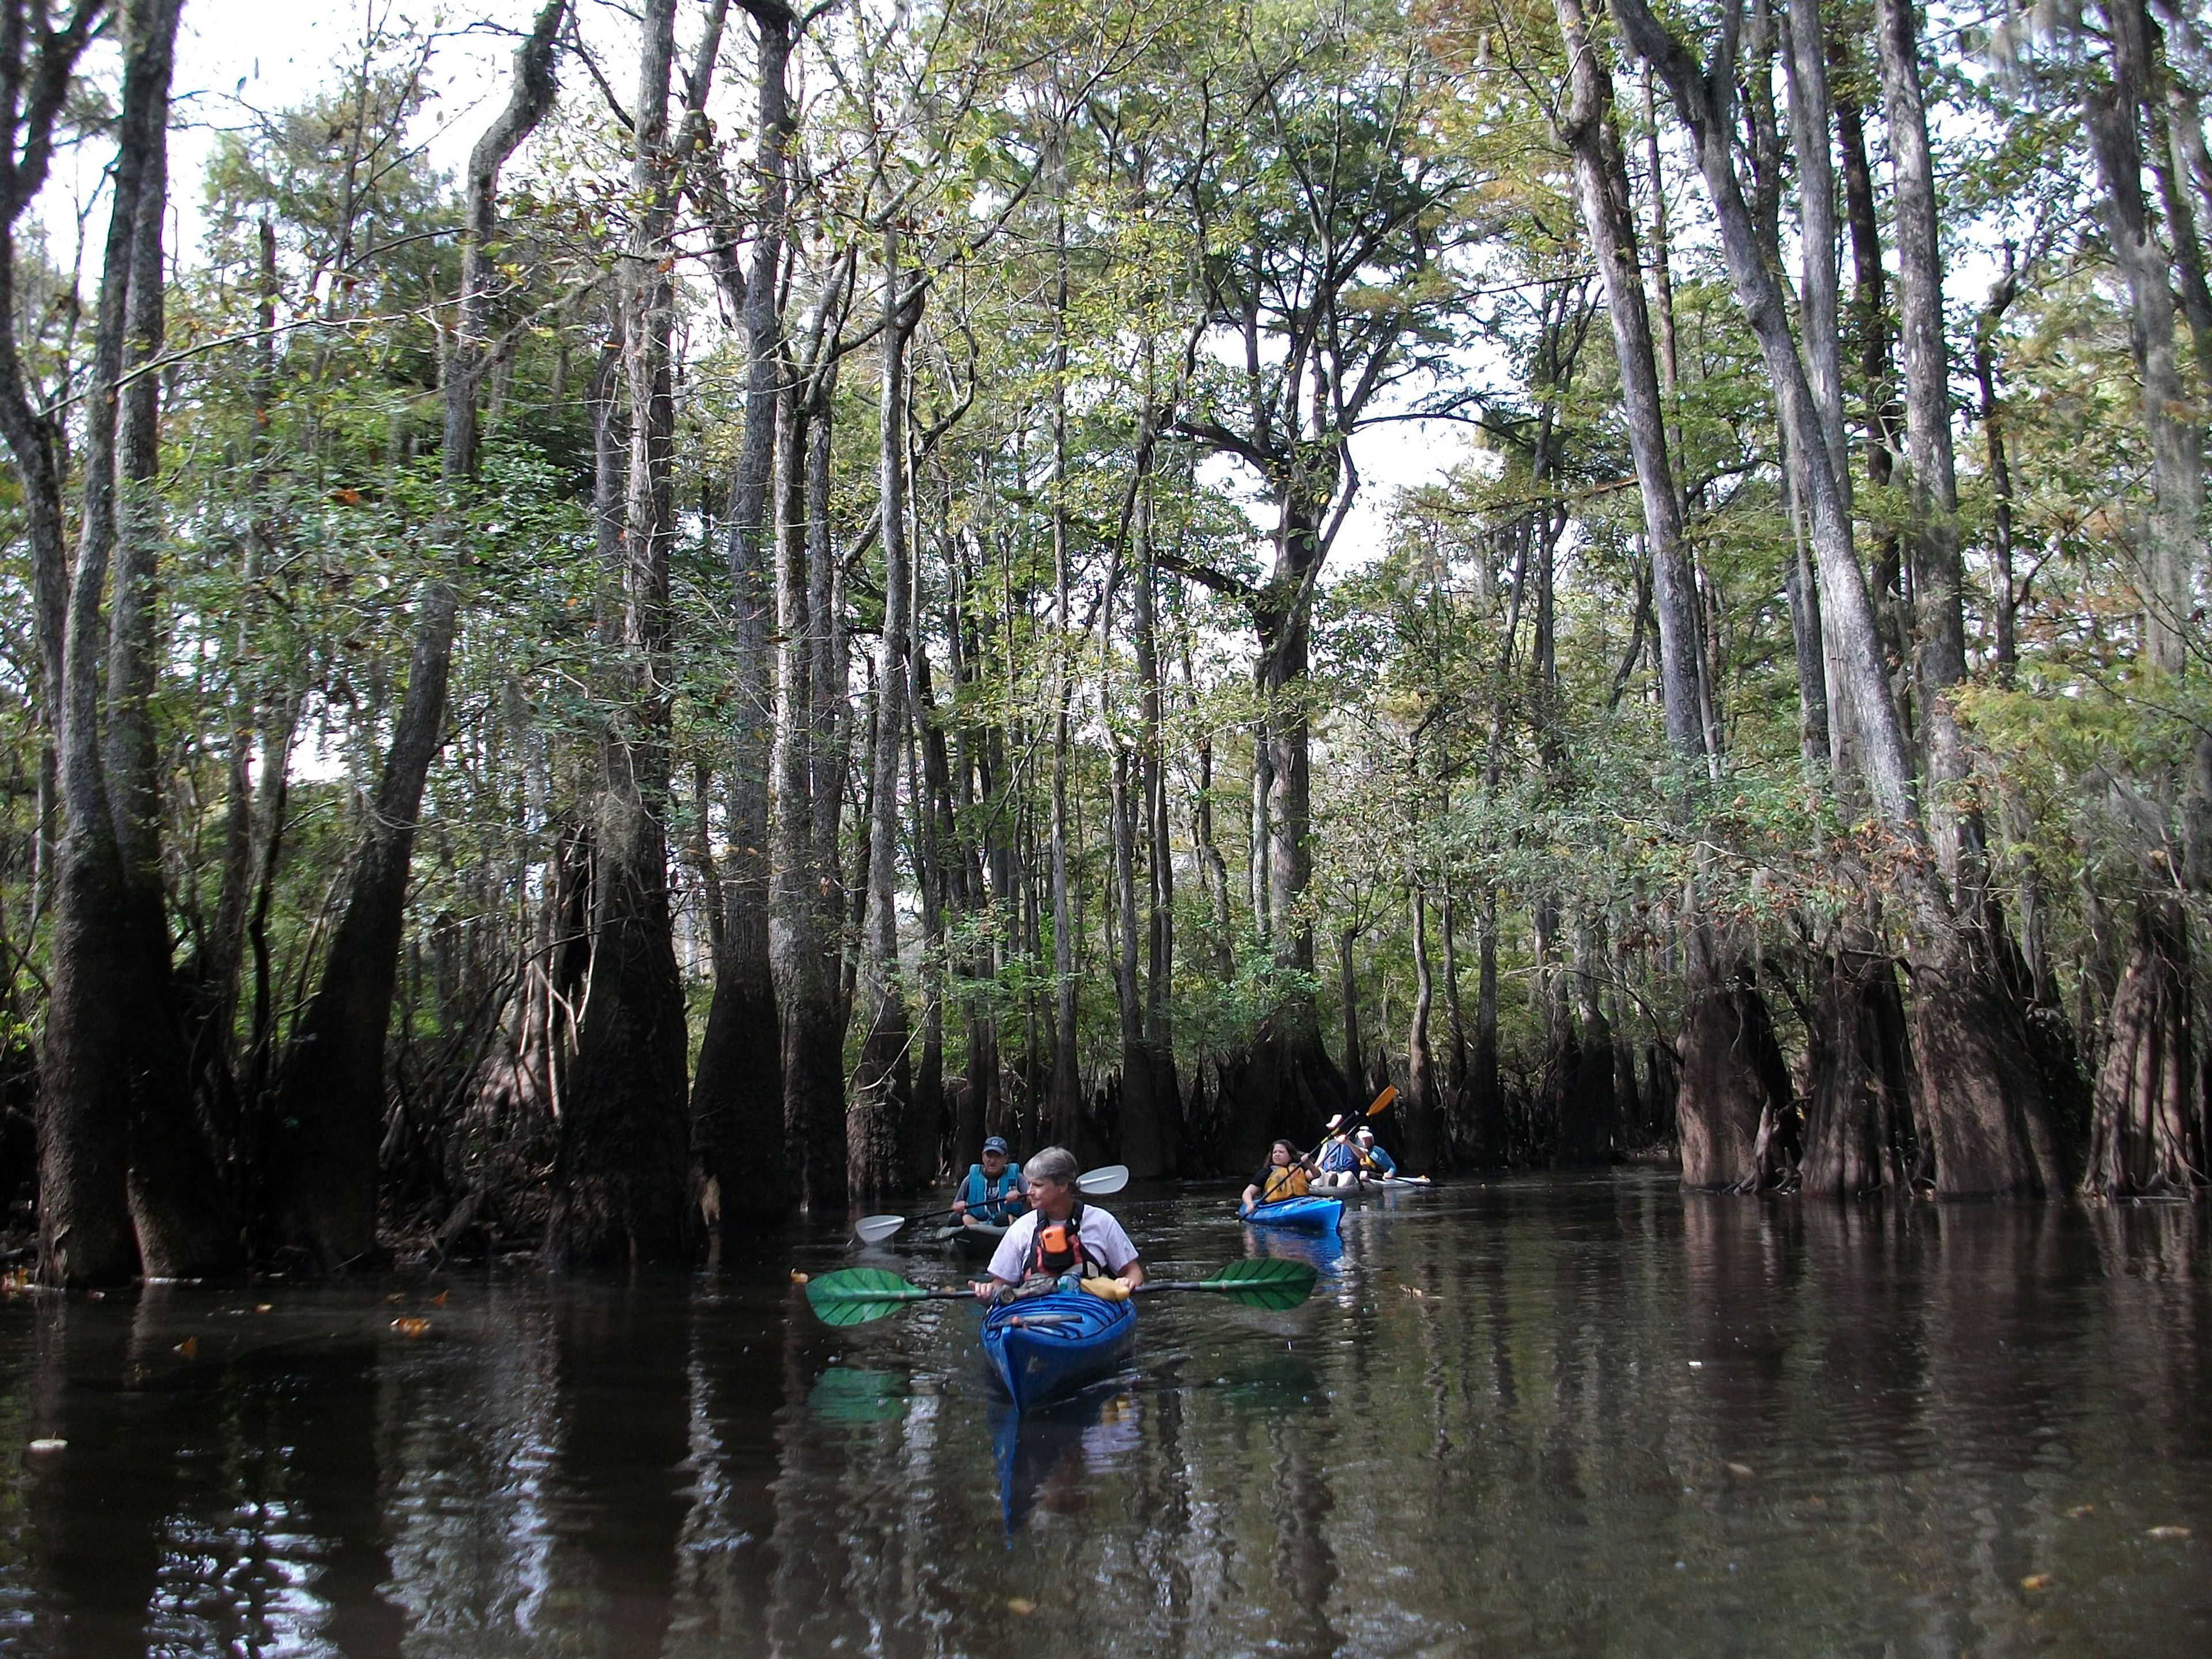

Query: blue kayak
[980,1290,1136,1413]
[1240,1195,1344,1233]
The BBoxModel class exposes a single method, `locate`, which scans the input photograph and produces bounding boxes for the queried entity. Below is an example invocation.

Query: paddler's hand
[1079,1276,1131,1302]
[970,1280,997,1303]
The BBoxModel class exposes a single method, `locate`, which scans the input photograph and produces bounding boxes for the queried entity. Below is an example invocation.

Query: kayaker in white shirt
[971,1146,1145,1302]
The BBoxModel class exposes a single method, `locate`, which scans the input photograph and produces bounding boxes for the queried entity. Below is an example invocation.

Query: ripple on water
[0,1171,2206,1656]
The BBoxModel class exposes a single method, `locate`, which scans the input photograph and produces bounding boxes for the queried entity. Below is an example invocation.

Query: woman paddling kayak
[969,1146,1145,1304]
[1240,1139,1316,1213]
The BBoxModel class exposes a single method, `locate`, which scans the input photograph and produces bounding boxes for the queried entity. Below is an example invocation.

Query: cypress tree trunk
[849,224,918,1197]
[1135,442,1179,1169]
[273,0,565,1266]
[2084,897,2202,1196]
[1406,885,1439,1173]
[1801,940,1914,1196]
[36,0,229,1283]
[1619,0,2061,1194]
[692,0,790,1224]
[550,0,699,1264]
[2085,0,2200,676]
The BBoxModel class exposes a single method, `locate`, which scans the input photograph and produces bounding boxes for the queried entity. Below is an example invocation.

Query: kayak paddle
[852,1164,1130,1245]
[1305,1085,1397,1164]
[801,1256,1319,1327]
[1132,1257,1320,1310]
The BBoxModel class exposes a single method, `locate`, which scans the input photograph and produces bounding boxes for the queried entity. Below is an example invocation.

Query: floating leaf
[2021,1573,2052,1591]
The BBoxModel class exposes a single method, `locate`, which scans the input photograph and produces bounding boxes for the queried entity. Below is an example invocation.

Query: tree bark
[772,316,849,1213]
[2085,0,2200,676]
[1554,0,1706,763]
[2084,896,2202,1195]
[551,0,698,1265]
[1675,971,1794,1189]
[692,0,790,1223]
[1406,886,1440,1173]
[1874,0,1970,876]
[36,0,232,1284]
[1801,940,1914,1196]
[850,223,918,1196]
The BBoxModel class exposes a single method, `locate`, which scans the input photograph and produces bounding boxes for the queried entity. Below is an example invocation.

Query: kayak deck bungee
[1240,1194,1344,1233]
[980,1290,1136,1413]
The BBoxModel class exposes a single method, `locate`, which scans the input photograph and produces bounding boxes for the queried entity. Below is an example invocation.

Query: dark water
[1,1169,2208,1657]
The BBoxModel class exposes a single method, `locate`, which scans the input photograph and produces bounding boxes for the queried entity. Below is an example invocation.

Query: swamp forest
[0,0,2210,1276]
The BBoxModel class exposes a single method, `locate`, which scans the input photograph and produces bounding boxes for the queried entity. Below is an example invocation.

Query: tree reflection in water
[0,1170,2207,1656]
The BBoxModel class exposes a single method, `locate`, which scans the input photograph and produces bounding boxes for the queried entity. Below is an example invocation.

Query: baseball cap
[982,1135,1010,1154]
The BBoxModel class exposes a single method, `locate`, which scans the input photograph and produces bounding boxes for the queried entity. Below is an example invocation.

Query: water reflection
[0,1172,2206,1656]
[991,1387,1141,1535]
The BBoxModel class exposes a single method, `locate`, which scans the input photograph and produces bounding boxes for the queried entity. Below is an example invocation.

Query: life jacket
[964,1165,1024,1218]
[1029,1200,1093,1277]
[1317,1138,1360,1173]
[1257,1164,1310,1203]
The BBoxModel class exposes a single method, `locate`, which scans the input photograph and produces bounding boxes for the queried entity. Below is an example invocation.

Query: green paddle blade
[1200,1257,1319,1310]
[804,1267,925,1328]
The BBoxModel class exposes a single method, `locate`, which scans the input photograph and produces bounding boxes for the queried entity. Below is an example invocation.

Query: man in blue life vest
[952,1136,1029,1228]
[1314,1115,1364,1188]
[1354,1126,1399,1180]
[971,1146,1144,1302]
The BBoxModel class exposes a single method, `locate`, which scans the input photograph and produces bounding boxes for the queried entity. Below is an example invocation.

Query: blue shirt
[1361,1143,1398,1177]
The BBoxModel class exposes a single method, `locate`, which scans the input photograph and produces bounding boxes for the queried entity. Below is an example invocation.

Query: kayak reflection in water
[952,1135,1029,1227]
[969,1146,1145,1304]
[1240,1139,1315,1213]
[993,1388,1143,1534]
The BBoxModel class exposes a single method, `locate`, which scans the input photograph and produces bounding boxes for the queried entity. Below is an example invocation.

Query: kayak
[935,1219,1009,1257]
[1240,1195,1344,1233]
[980,1290,1136,1414]
[1343,1175,1434,1195]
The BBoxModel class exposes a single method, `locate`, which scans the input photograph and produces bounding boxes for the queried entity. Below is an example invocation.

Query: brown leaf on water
[431,1290,448,1305]
[1005,1598,1035,1616]
[2066,1505,2094,1519]
[2147,1526,2191,1540]
[1726,1462,1755,1478]
[253,1304,272,1314]
[384,1293,403,1304]
[391,1317,431,1338]
[2020,1574,2052,1592]
[173,1338,198,1359]
[789,1270,809,1284]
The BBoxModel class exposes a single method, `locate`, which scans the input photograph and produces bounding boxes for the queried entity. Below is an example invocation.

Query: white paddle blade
[853,1214,907,1244]
[1077,1164,1131,1195]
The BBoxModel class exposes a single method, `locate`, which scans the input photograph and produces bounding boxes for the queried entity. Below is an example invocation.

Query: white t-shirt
[985,1206,1139,1283]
